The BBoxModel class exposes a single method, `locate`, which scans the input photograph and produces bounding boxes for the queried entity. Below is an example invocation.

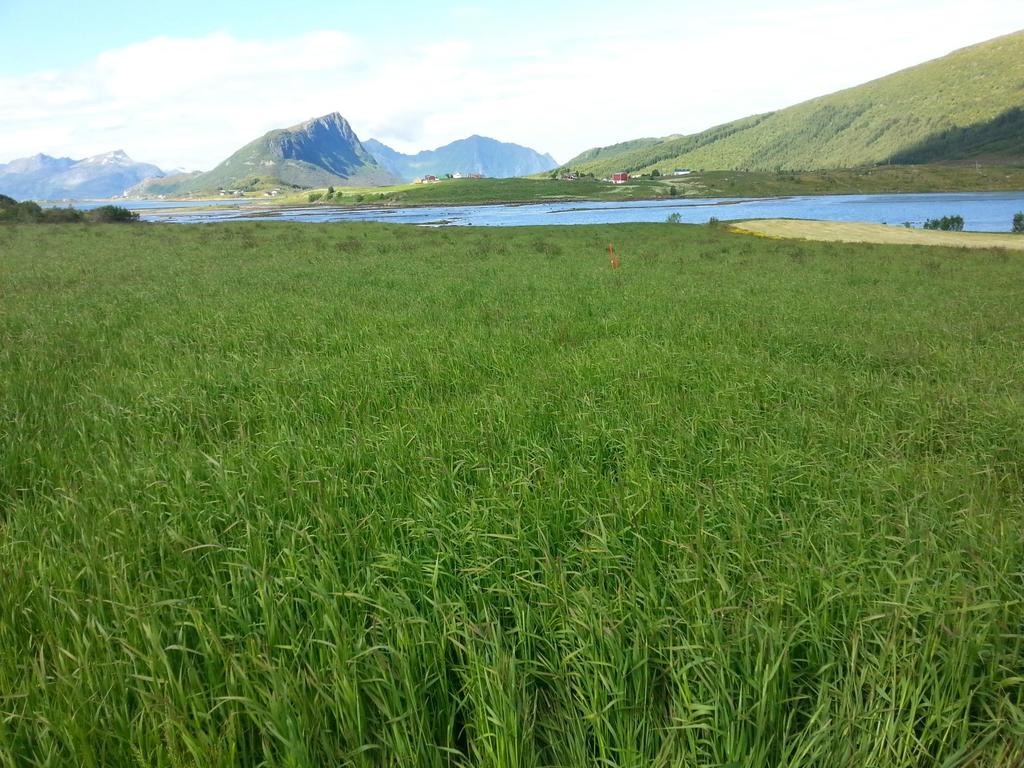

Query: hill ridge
[565,29,1024,175]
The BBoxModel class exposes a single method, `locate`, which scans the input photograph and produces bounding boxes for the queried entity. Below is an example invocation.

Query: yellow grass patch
[731,219,1024,251]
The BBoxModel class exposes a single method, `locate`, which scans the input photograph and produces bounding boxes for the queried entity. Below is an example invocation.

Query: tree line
[923,212,1024,233]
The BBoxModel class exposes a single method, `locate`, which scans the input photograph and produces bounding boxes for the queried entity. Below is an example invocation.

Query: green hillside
[564,136,669,166]
[567,30,1024,176]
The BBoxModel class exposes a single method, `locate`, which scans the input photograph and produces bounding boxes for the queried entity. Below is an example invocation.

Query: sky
[2,0,1023,170]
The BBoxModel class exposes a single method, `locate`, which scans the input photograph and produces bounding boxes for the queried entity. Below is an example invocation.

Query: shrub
[308,192,324,203]
[923,215,964,232]
[666,213,682,224]
[0,198,67,223]
[87,205,138,223]
[0,196,136,224]
[1013,212,1024,234]
[1,200,41,223]
[42,207,86,223]
[708,216,721,227]
[669,185,678,197]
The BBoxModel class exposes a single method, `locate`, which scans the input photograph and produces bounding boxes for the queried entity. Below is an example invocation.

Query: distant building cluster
[399,165,689,188]
[415,173,484,184]
[558,168,692,184]
[217,187,281,197]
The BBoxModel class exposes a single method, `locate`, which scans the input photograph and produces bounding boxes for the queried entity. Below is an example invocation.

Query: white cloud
[1,3,1023,169]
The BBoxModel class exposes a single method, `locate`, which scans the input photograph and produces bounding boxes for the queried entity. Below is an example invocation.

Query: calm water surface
[123,191,1024,232]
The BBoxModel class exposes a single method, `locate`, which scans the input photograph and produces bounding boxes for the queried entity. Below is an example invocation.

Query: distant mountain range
[7,113,559,201]
[565,29,1024,176]
[0,151,164,200]
[136,117,559,196]
[7,29,1024,202]
[364,136,557,181]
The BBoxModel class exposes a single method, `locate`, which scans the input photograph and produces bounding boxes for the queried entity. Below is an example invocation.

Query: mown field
[731,220,1024,251]
[1,222,1023,767]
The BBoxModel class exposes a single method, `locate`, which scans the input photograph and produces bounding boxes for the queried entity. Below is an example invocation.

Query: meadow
[278,177,674,207]
[1,221,1022,767]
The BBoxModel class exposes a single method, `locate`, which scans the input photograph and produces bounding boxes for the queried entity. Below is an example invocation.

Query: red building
[612,172,630,184]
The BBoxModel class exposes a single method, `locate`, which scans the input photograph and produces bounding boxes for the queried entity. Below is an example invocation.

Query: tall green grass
[1,222,1022,766]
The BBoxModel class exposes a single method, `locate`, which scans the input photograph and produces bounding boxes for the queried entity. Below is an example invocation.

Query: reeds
[1,222,1021,766]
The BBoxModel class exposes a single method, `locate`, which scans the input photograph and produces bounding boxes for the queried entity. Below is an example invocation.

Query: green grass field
[274,177,677,207]
[685,165,1024,198]
[1,222,1023,767]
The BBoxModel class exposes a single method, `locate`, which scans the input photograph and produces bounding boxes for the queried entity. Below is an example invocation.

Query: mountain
[0,154,76,178]
[0,151,164,200]
[142,113,397,195]
[565,30,1024,176]
[362,140,408,178]
[364,136,558,181]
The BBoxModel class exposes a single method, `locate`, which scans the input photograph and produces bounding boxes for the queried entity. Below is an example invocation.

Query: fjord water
[136,190,1024,231]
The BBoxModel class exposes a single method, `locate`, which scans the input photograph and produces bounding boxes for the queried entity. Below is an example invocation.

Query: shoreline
[109,179,1024,216]
[132,186,1024,221]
